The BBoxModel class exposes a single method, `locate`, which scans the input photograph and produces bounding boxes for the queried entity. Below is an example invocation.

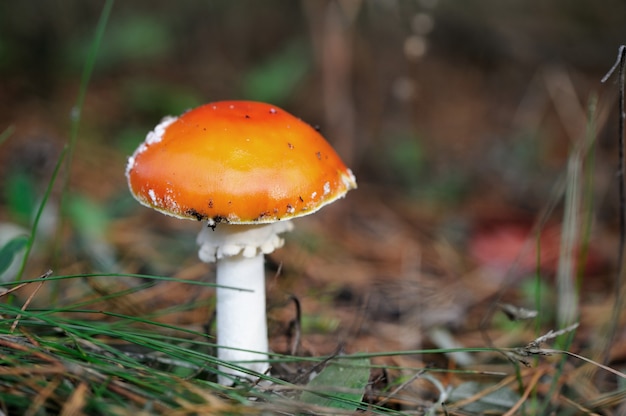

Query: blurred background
[1,0,626,356]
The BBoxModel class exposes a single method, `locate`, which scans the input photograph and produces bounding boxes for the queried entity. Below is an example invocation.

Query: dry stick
[601,45,626,366]
[10,269,52,333]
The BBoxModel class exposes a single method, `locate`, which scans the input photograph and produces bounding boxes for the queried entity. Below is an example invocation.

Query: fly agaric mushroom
[126,100,356,384]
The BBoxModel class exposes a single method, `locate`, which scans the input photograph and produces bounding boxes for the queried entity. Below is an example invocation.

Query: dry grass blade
[10,269,52,332]
[25,377,62,416]
[558,393,603,416]
[59,382,88,416]
[585,388,626,409]
[447,372,519,411]
[375,368,427,408]
[541,349,626,380]
[0,336,64,369]
[556,150,581,328]
[0,333,176,413]
[501,368,545,416]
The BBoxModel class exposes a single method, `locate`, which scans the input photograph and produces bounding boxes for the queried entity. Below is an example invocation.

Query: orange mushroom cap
[126,101,356,225]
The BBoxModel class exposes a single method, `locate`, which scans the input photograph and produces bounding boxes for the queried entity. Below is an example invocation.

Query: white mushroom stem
[215,252,268,382]
[197,221,293,384]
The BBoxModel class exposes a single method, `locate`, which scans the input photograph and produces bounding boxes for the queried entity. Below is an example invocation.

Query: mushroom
[126,101,356,384]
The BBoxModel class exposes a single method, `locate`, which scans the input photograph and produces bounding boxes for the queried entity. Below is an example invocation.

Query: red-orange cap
[126,101,356,225]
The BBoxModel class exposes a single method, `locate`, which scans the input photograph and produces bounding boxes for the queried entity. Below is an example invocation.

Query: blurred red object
[469,222,605,277]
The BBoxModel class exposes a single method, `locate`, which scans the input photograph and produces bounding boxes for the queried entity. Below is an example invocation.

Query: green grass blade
[55,0,114,273]
[14,146,67,283]
[66,0,114,158]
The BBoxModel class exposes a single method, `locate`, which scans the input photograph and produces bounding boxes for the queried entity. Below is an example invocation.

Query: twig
[601,45,626,365]
[10,269,52,333]
[0,281,31,298]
